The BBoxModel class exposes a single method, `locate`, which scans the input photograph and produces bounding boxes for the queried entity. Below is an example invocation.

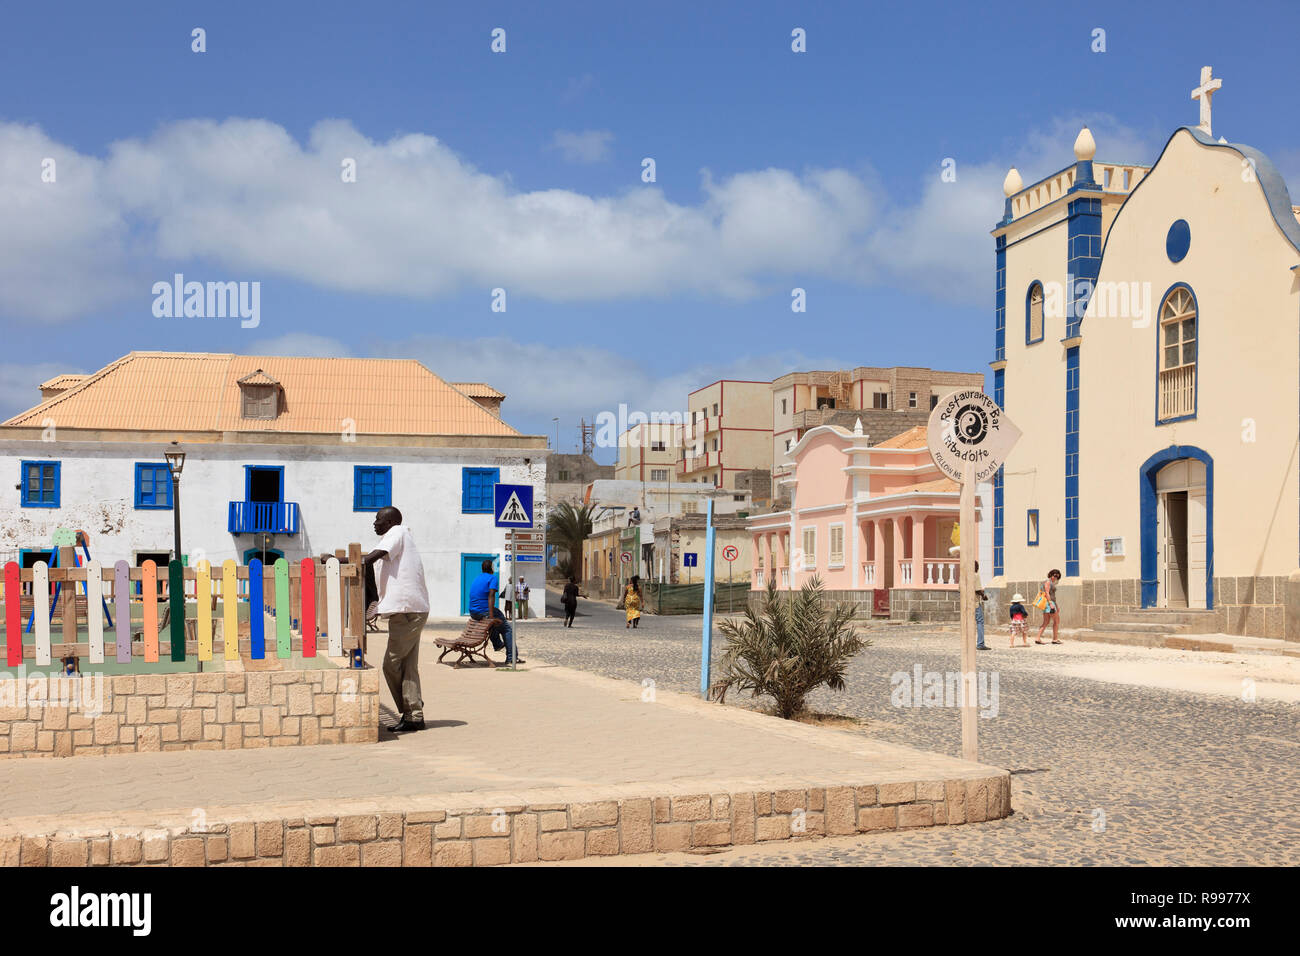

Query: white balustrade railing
[862,563,876,588]
[897,561,913,586]
[924,561,959,586]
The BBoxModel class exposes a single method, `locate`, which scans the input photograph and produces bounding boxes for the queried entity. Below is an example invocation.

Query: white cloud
[0,115,1164,323]
[550,129,614,164]
[383,334,839,448]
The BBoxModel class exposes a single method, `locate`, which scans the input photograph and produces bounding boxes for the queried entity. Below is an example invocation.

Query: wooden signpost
[926,390,1022,763]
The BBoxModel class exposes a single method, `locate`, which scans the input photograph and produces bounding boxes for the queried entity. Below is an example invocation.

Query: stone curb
[0,773,1012,867]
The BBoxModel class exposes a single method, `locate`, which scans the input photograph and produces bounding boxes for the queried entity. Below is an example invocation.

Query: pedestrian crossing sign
[493,484,534,528]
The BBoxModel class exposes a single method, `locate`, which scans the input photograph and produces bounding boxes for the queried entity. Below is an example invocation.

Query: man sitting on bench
[466,559,522,666]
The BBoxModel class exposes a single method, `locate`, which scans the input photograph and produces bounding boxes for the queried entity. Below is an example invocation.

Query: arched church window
[1157,286,1197,422]
[1026,282,1044,344]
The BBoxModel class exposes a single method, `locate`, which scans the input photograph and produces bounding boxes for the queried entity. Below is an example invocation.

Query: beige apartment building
[771,367,984,477]
[613,421,678,483]
[678,380,772,490]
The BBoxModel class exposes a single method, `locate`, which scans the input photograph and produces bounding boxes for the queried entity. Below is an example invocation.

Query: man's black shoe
[389,718,426,733]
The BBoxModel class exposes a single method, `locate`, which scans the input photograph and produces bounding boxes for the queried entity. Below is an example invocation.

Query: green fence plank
[274,558,291,658]
[168,560,186,662]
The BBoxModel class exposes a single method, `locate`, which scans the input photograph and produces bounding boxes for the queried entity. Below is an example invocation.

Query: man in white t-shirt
[363,507,430,733]
[515,577,529,620]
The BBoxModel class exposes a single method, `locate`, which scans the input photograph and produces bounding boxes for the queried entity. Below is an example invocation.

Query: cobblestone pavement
[527,591,1300,865]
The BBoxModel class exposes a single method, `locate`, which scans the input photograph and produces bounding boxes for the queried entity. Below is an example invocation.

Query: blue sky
[1,0,1296,460]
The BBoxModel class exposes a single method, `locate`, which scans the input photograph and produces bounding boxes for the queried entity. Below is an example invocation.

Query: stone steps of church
[1065,627,1300,658]
[1108,609,1221,631]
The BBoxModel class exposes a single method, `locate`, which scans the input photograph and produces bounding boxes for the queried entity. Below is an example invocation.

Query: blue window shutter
[462,467,500,514]
[21,461,60,508]
[134,463,172,509]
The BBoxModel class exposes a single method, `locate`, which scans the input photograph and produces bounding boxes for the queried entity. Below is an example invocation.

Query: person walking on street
[561,576,580,627]
[974,560,989,650]
[363,507,429,734]
[624,575,643,629]
[467,559,522,665]
[1036,569,1063,644]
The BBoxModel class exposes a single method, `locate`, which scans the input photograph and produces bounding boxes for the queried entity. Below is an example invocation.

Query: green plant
[714,576,868,719]
[545,501,599,577]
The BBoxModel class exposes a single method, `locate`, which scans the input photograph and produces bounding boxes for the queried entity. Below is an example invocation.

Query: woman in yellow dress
[624,575,642,629]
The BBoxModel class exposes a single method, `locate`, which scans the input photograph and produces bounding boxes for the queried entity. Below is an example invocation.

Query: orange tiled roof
[453,382,505,399]
[3,352,522,438]
[892,476,958,495]
[874,425,928,449]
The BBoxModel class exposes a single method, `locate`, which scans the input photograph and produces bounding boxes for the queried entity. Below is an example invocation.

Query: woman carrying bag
[1034,569,1063,644]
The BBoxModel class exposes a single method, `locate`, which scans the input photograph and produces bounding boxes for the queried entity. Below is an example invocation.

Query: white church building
[991,69,1300,637]
[0,352,549,618]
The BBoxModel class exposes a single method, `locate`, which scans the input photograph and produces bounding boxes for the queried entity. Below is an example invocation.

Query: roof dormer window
[238,370,281,420]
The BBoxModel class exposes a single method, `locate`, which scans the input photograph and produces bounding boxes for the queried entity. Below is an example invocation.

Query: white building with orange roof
[749,421,990,621]
[0,351,549,618]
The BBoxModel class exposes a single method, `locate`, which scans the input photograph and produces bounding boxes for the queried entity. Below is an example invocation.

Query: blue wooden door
[460,553,496,614]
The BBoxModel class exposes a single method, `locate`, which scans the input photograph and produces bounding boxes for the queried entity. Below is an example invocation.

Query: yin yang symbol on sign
[953,404,989,445]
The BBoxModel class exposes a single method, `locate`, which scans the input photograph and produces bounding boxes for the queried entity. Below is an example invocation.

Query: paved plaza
[522,591,1300,865]
[0,605,1005,867]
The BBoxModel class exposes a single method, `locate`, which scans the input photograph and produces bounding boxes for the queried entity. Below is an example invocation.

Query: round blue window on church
[1166,219,1191,263]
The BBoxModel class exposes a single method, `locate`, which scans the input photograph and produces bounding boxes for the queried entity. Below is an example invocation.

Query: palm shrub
[714,576,868,719]
[546,501,599,577]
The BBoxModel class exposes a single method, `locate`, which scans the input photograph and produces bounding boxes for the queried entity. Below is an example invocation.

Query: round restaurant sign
[926,390,1021,485]
[721,545,740,562]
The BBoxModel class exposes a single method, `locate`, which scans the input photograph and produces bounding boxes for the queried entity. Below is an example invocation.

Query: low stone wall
[993,575,1291,638]
[0,773,1012,866]
[746,589,881,619]
[0,664,379,759]
[1216,576,1287,638]
[889,588,961,623]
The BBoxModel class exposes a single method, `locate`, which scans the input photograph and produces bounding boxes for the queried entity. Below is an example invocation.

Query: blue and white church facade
[990,68,1300,637]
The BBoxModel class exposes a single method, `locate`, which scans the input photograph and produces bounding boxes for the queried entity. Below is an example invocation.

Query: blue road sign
[493,484,534,528]
[684,552,698,567]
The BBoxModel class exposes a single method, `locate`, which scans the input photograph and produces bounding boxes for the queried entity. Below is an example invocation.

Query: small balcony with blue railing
[228,500,300,535]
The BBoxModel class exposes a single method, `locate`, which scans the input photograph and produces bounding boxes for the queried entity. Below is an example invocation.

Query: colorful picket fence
[0,544,367,667]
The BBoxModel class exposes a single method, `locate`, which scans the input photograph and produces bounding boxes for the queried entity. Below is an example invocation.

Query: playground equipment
[25,529,115,633]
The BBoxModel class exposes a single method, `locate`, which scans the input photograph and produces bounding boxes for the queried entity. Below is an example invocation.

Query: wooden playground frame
[2,543,368,667]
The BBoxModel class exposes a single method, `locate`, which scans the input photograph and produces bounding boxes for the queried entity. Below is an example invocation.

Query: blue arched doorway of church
[1139,446,1213,609]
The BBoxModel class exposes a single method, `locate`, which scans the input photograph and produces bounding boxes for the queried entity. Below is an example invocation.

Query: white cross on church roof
[1191,65,1222,137]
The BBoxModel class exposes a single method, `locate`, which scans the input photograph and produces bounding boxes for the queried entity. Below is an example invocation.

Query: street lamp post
[164,443,186,563]
[552,417,559,452]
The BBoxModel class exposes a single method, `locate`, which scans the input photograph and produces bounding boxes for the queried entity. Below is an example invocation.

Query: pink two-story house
[749,423,986,621]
